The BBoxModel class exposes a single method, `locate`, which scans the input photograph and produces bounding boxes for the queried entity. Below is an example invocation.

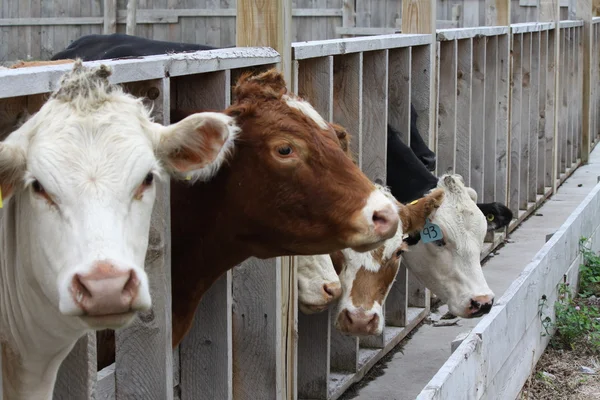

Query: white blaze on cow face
[402,175,495,318]
[297,254,342,314]
[0,61,237,397]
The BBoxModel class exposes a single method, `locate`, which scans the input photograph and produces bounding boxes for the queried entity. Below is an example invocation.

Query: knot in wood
[147,87,160,100]
[138,308,155,323]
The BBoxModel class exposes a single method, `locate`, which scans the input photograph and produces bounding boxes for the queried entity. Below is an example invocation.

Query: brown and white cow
[166,69,403,345]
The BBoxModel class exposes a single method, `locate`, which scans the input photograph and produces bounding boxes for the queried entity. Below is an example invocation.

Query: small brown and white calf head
[402,175,495,318]
[297,254,341,314]
[334,187,444,336]
[0,61,237,330]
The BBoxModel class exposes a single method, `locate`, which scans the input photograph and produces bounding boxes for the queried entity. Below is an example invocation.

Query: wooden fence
[1,11,600,400]
[1,0,594,62]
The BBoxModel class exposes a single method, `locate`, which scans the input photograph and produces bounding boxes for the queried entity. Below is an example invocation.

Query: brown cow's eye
[32,180,45,194]
[143,173,154,186]
[277,146,293,156]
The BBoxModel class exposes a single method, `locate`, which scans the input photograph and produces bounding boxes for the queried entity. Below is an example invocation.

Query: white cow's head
[297,254,341,314]
[0,61,238,330]
[402,174,495,318]
[334,187,444,336]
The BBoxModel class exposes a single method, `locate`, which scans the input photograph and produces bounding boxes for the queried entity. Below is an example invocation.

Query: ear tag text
[421,218,443,244]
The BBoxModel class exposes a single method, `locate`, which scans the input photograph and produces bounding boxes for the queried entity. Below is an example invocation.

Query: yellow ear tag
[409,199,419,205]
[0,186,3,208]
[185,175,192,181]
[487,214,495,222]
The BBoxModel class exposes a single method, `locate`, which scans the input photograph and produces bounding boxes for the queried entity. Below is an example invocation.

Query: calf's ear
[156,112,240,182]
[330,123,356,164]
[0,142,27,203]
[399,189,445,234]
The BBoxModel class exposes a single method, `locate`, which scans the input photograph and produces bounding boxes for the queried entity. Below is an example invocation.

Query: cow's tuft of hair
[51,60,121,111]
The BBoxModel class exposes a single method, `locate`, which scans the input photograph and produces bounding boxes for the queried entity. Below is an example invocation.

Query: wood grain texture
[296,56,334,121]
[385,263,408,327]
[496,33,510,205]
[470,36,486,199]
[297,311,330,399]
[509,34,523,215]
[543,28,556,187]
[333,53,363,168]
[575,0,593,162]
[567,28,574,167]
[529,31,540,202]
[519,32,531,210]
[387,47,411,145]
[407,270,429,309]
[361,50,388,186]
[559,28,567,174]
[411,45,434,151]
[402,0,434,34]
[115,78,173,400]
[484,35,497,203]
[232,258,280,399]
[455,38,473,185]
[329,320,359,373]
[538,30,549,193]
[103,0,117,33]
[437,40,458,175]
[53,333,97,399]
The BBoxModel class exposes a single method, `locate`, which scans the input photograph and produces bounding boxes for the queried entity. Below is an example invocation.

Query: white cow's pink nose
[70,262,139,316]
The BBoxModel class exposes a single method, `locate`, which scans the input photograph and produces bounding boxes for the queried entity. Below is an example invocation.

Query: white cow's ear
[466,187,478,203]
[0,142,27,201]
[155,112,240,182]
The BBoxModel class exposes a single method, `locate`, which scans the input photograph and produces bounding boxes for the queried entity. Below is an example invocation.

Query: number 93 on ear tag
[421,218,443,244]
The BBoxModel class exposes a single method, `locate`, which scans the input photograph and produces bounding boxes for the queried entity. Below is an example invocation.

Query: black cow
[51,33,222,61]
[405,104,436,171]
[386,124,513,231]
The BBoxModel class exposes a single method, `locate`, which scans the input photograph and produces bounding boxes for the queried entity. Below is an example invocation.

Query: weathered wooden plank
[385,263,408,327]
[387,47,412,145]
[519,32,531,211]
[53,333,97,399]
[538,30,549,194]
[483,35,497,203]
[361,50,389,186]
[437,40,458,175]
[496,33,510,205]
[411,44,434,150]
[115,78,173,400]
[407,270,429,309]
[529,31,540,202]
[126,0,137,35]
[0,48,281,99]
[333,53,363,167]
[232,258,280,399]
[298,311,331,399]
[402,0,434,34]
[559,28,567,174]
[295,55,333,400]
[103,0,117,33]
[511,22,556,34]
[567,27,575,167]
[455,38,472,184]
[292,34,432,61]
[509,33,523,215]
[469,36,485,198]
[436,26,509,41]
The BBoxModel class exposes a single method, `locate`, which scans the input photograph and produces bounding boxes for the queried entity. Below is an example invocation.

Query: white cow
[297,254,341,314]
[0,61,238,399]
[297,176,496,336]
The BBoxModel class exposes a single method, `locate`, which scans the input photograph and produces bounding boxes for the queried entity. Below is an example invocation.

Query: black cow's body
[386,124,513,231]
[51,33,221,61]
[405,104,436,171]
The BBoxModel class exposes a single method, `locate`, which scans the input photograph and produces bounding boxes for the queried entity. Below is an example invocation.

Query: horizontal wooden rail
[436,26,509,41]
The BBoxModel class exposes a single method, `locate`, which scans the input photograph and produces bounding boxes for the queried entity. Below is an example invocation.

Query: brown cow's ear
[0,142,27,203]
[399,189,445,234]
[156,112,240,182]
[330,123,358,165]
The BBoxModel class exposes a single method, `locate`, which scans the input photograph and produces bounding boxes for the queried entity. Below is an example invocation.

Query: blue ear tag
[421,218,443,244]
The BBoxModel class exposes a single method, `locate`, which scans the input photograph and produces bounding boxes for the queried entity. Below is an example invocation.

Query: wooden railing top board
[0,47,281,99]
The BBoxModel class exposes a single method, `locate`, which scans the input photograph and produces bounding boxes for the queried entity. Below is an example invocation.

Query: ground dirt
[518,296,600,400]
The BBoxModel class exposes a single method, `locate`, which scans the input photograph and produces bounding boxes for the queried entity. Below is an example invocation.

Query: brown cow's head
[333,187,444,336]
[202,69,400,256]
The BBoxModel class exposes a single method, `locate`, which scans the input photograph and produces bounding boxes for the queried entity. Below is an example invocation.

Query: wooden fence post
[540,0,562,193]
[235,2,295,399]
[570,1,593,163]
[126,0,137,36]
[103,0,117,34]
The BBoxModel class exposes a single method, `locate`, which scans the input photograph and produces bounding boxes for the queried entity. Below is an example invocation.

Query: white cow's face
[297,254,341,314]
[0,62,238,330]
[403,175,495,318]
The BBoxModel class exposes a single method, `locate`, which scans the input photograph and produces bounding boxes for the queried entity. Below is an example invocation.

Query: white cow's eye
[143,173,154,186]
[32,180,45,194]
